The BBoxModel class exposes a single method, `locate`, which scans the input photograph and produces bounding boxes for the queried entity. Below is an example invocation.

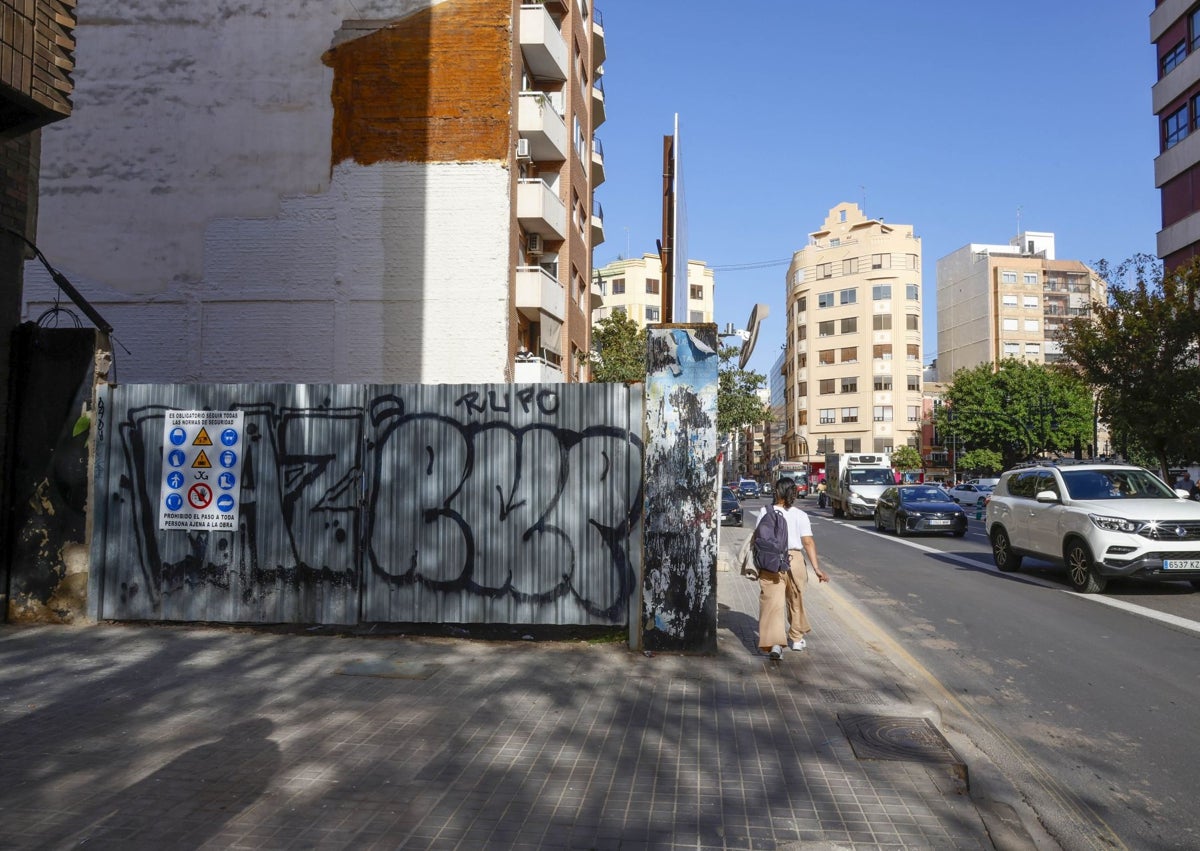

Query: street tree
[935,359,1095,469]
[891,445,922,474]
[1057,254,1200,478]
[718,344,771,436]
[589,311,646,383]
[958,448,1003,476]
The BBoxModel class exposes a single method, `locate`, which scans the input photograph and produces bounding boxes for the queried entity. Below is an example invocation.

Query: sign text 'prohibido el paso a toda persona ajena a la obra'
[158,410,245,531]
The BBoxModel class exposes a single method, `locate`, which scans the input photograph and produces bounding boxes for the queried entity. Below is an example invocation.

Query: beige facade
[782,203,924,471]
[935,232,1106,380]
[593,254,715,327]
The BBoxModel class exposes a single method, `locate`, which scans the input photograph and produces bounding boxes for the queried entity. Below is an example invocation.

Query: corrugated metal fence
[90,382,644,628]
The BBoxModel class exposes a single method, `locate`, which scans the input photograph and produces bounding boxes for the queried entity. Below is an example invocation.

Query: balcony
[516,265,566,323]
[591,201,605,246]
[591,75,606,127]
[589,278,605,312]
[519,4,568,81]
[514,355,565,383]
[590,135,605,185]
[518,92,568,161]
[517,178,567,239]
[591,8,606,67]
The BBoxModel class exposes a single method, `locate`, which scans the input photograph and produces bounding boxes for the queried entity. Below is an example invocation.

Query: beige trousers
[757,549,811,651]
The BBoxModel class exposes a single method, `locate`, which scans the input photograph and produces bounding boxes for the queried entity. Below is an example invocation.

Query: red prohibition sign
[188,483,213,510]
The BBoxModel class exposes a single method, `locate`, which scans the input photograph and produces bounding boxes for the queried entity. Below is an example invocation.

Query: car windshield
[900,486,952,503]
[848,469,895,485]
[1059,469,1178,500]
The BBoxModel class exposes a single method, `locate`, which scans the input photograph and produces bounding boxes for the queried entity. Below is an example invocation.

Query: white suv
[986,462,1200,593]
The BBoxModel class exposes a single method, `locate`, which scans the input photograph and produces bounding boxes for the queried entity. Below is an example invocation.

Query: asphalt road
[734,494,1200,851]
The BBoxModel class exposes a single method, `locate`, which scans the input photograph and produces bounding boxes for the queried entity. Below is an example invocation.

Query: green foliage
[891,445,922,471]
[589,311,646,383]
[936,360,1095,469]
[1058,255,1200,478]
[717,345,771,435]
[958,448,1002,475]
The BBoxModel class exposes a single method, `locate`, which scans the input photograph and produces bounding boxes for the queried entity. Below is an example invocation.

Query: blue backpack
[752,508,791,573]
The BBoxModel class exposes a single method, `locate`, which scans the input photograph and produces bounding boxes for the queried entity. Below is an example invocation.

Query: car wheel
[1065,538,1107,593]
[952,528,966,538]
[894,515,907,537]
[874,511,884,531]
[990,527,1022,572]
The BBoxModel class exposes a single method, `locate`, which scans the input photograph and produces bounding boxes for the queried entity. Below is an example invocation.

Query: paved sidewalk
[0,548,1041,850]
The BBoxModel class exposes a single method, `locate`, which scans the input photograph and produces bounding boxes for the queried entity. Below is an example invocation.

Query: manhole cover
[838,713,968,787]
[338,659,442,680]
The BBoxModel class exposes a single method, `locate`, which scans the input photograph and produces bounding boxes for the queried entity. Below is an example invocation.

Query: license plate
[1164,559,1200,570]
[928,519,951,526]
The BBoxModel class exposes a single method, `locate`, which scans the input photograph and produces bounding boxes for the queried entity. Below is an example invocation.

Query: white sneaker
[768,645,783,660]
[789,637,807,651]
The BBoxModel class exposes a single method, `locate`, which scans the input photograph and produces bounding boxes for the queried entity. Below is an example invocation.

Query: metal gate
[90,382,643,627]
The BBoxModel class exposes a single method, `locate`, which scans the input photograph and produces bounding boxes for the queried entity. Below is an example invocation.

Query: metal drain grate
[820,688,889,706]
[838,713,968,787]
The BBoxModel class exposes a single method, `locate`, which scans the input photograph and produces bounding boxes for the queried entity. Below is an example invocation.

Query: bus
[774,461,810,497]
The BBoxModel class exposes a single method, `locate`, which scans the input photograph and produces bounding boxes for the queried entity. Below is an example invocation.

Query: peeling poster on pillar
[159,410,245,531]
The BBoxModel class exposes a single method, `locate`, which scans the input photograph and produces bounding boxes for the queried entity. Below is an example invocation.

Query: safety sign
[159,410,245,531]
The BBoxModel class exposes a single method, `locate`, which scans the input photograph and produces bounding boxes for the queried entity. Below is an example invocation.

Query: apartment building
[935,232,1106,380]
[782,202,924,477]
[21,0,606,384]
[1152,1,1200,269]
[592,254,715,327]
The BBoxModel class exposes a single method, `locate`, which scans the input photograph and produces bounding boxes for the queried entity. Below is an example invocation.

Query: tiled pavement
[0,551,1041,850]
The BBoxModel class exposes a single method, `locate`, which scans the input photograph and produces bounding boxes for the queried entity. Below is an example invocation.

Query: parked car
[986,461,1200,593]
[947,483,994,506]
[967,477,1000,488]
[760,481,773,497]
[874,484,968,537]
[720,487,744,526]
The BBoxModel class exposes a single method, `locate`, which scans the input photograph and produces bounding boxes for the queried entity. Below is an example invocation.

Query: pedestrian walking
[742,479,829,659]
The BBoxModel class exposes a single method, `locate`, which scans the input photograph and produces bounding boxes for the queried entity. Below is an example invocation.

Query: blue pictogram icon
[168,449,186,468]
[165,493,183,511]
[221,428,239,446]
[219,450,237,469]
[167,471,184,489]
[218,472,236,490]
[216,494,235,512]
[169,427,187,446]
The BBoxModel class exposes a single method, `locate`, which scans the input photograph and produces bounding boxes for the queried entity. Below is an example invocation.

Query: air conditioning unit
[516,138,531,160]
[527,232,543,254]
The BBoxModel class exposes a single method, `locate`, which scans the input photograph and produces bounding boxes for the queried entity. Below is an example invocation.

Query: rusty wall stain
[323,0,513,167]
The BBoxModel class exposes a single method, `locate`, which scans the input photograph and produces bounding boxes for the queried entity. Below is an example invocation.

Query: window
[844,438,861,453]
[797,352,807,368]
[873,406,893,422]
[1001,271,1017,284]
[840,346,858,363]
[1163,39,1187,77]
[798,325,807,341]
[874,375,893,391]
[818,320,835,337]
[841,407,859,423]
[1192,8,1200,51]
[689,285,703,300]
[1002,294,1018,308]
[1023,273,1038,285]
[818,349,835,365]
[818,292,835,308]
[1003,342,1020,356]
[817,437,835,454]
[612,305,626,315]
[873,344,893,360]
[797,381,807,396]
[819,379,836,394]
[840,317,857,334]
[875,438,893,454]
[1024,319,1039,332]
[611,278,625,294]
[830,238,840,247]
[1025,343,1041,356]
[1002,318,1019,331]
[792,268,806,285]
[906,343,920,361]
[797,296,807,312]
[798,410,808,426]
[645,278,661,295]
[645,306,660,322]
[689,310,703,322]
[819,409,836,425]
[1023,295,1039,308]
[841,377,857,393]
[818,263,832,279]
[843,258,858,275]
[908,254,919,271]
[1165,104,1189,149]
[839,209,847,223]
[873,314,892,330]
[907,375,920,391]
[871,253,890,270]
[839,288,858,305]
[906,284,919,301]
[905,314,919,331]
[907,405,920,422]
[872,284,891,300]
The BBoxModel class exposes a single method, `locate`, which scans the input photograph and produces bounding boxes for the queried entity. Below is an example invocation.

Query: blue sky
[593,1,1159,376]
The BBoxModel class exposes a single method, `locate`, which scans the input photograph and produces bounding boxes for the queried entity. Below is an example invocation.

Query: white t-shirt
[755,505,813,549]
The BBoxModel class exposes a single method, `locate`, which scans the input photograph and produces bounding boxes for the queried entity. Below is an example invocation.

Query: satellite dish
[738,303,768,369]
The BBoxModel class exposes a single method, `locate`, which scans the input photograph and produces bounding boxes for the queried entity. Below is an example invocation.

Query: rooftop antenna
[1016,205,1022,244]
[860,185,867,217]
